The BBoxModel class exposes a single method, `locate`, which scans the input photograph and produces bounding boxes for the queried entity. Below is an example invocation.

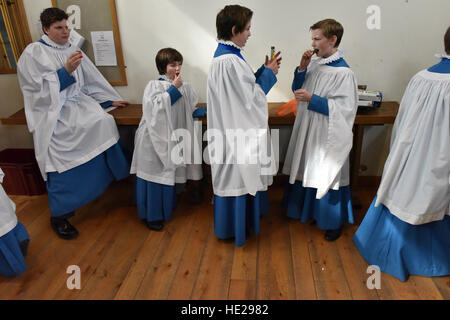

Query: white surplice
[375,69,450,225]
[130,77,203,185]
[207,49,277,197]
[282,51,358,199]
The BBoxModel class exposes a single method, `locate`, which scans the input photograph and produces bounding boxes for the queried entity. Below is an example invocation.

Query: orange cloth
[276,99,297,116]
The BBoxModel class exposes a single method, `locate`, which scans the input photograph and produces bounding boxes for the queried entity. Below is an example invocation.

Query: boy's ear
[330,35,338,47]
[231,26,237,37]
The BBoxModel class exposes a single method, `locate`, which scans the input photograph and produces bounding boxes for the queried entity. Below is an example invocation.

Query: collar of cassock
[159,74,173,83]
[217,39,244,51]
[315,50,344,65]
[434,53,450,60]
[41,34,71,49]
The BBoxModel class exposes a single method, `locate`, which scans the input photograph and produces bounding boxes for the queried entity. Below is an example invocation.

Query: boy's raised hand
[265,51,282,75]
[65,51,83,74]
[173,73,183,88]
[299,50,314,72]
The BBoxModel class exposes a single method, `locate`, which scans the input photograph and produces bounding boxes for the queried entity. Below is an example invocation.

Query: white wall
[1,0,449,175]
[0,0,51,150]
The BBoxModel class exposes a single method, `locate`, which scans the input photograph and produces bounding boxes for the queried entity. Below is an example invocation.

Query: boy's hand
[265,51,282,75]
[112,101,131,108]
[299,50,314,72]
[294,89,312,102]
[173,73,183,88]
[65,51,83,74]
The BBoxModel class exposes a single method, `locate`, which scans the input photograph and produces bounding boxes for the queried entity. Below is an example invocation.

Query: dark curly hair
[40,7,68,33]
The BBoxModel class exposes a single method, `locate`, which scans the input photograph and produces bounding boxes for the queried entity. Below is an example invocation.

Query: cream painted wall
[1,0,449,175]
[0,0,51,150]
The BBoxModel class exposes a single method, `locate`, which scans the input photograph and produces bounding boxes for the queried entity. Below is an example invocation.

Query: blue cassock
[353,57,450,281]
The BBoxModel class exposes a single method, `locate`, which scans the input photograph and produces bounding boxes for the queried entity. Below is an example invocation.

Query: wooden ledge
[1,101,399,126]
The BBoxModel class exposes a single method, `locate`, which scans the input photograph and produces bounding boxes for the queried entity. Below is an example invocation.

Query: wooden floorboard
[256,188,296,300]
[190,227,235,300]
[432,277,450,300]
[133,199,198,300]
[409,276,444,300]
[307,224,353,300]
[289,220,317,300]
[0,179,448,300]
[336,226,379,300]
[228,279,257,300]
[166,205,212,300]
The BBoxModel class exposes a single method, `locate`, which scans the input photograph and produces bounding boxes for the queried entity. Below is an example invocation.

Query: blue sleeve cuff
[57,67,76,92]
[292,67,307,92]
[192,105,207,118]
[254,64,265,80]
[308,94,329,116]
[167,85,182,106]
[100,101,113,109]
[255,66,277,95]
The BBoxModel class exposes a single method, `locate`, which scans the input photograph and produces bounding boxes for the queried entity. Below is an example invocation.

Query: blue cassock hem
[353,196,450,282]
[46,141,130,217]
[283,181,354,230]
[214,191,269,247]
[0,222,29,277]
[135,177,177,222]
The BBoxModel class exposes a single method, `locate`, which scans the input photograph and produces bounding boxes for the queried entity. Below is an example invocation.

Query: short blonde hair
[310,19,344,48]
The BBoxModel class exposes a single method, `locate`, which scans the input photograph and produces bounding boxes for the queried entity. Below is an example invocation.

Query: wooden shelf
[1,101,399,126]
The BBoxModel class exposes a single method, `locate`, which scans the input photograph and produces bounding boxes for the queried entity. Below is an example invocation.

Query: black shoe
[324,227,342,242]
[19,239,30,256]
[50,217,79,240]
[145,220,164,231]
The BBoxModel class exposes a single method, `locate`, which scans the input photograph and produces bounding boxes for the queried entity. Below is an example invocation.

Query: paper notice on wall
[91,31,117,66]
